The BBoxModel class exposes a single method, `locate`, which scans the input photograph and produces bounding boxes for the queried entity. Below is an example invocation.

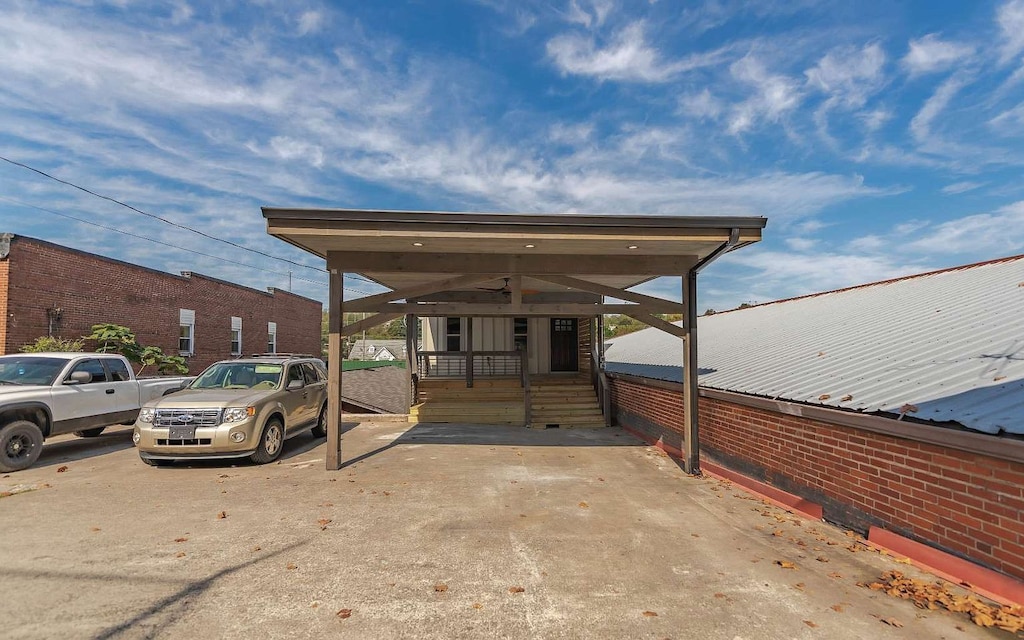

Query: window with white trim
[513,317,528,351]
[445,317,462,351]
[267,322,277,354]
[230,316,242,355]
[179,309,195,355]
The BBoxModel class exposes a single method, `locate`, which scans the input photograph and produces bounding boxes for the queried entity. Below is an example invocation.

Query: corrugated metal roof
[604,255,1024,435]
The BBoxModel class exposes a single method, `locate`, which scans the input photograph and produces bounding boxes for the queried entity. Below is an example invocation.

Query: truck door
[49,358,116,431]
[103,358,139,422]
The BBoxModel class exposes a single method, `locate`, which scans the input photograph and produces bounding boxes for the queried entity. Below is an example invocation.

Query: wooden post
[466,317,474,388]
[326,265,344,470]
[682,270,700,475]
[405,314,416,407]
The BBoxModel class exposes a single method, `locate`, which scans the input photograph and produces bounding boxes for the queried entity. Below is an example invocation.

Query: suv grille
[154,409,222,428]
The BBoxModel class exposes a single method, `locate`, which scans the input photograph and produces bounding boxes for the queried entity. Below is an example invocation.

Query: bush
[84,323,189,375]
[20,336,85,353]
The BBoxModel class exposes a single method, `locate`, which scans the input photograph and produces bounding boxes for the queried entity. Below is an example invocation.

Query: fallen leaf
[772,530,784,537]
[578,502,589,509]
[818,394,831,401]
[881,617,904,628]
[318,518,332,530]
[831,604,844,612]
[90,527,101,532]
[713,593,726,599]
[337,609,352,619]
[899,403,919,414]
[174,537,188,543]
[217,511,227,519]
[597,477,605,481]
[175,551,186,558]
[816,556,830,563]
[57,465,68,473]
[775,560,797,569]
[840,394,853,402]
[252,546,261,552]
[287,563,297,570]
[434,583,448,593]
[794,582,806,591]
[508,586,525,593]
[472,603,483,609]
[642,611,658,617]
[0,492,12,498]
[691,533,700,538]
[895,557,912,564]
[218,474,229,478]
[803,620,818,628]
[828,572,843,579]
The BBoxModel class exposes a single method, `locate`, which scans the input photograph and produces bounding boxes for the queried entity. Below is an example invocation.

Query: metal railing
[416,351,526,385]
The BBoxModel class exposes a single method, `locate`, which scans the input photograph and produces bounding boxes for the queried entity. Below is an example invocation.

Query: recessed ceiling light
[524,244,535,248]
[412,242,423,247]
[627,245,639,249]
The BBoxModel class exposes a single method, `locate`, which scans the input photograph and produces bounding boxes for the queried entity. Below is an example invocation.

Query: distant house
[0,233,321,371]
[348,338,407,362]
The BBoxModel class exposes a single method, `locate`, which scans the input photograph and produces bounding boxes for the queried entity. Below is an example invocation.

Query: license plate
[168,425,196,440]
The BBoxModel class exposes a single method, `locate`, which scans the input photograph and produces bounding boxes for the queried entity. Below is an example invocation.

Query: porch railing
[416,351,527,385]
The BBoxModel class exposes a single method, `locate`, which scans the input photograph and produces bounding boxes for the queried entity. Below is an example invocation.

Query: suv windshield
[190,363,283,390]
[0,356,70,386]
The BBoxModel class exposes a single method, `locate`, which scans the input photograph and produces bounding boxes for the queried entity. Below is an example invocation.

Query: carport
[262,209,766,473]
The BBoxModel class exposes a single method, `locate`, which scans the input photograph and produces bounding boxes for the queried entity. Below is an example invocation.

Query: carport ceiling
[263,208,766,290]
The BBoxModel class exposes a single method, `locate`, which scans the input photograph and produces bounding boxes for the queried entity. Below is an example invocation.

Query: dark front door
[550,318,578,372]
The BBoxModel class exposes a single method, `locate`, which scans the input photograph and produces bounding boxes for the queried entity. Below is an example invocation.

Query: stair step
[531,402,600,411]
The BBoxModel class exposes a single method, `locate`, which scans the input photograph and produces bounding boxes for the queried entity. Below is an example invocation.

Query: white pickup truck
[0,352,192,472]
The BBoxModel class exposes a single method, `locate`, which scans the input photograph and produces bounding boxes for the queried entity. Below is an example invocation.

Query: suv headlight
[138,408,155,423]
[223,407,255,423]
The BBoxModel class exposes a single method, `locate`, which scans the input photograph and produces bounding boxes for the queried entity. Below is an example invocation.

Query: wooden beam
[366,303,660,316]
[326,267,343,471]
[409,291,600,304]
[625,313,687,338]
[532,274,683,314]
[341,313,402,337]
[325,251,698,276]
[510,275,522,306]
[345,274,500,312]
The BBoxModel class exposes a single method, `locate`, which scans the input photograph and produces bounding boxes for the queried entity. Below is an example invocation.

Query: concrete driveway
[0,422,1003,639]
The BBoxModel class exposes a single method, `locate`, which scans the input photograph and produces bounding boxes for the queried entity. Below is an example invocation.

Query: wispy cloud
[998,0,1024,63]
[942,180,984,194]
[728,55,802,135]
[547,21,730,82]
[902,34,974,76]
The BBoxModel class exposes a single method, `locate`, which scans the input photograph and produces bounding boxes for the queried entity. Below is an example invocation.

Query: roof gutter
[693,227,741,274]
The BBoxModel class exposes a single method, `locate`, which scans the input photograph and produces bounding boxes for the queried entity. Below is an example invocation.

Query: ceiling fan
[476,278,539,295]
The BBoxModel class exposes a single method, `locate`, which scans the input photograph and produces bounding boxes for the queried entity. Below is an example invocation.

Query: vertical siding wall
[608,374,1024,582]
[1,237,322,372]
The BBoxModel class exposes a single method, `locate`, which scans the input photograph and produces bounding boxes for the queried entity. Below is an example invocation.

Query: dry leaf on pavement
[216,511,227,519]
[642,611,658,617]
[434,584,448,592]
[337,609,352,619]
[775,560,797,569]
[57,465,68,473]
[508,586,525,593]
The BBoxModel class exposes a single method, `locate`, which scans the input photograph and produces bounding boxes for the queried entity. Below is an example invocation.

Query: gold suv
[134,355,328,466]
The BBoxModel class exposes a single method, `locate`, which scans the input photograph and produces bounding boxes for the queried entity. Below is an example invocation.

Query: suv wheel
[311,405,327,438]
[250,418,284,464]
[0,420,45,472]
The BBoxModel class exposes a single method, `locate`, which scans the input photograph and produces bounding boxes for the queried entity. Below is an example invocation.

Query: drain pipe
[683,228,741,475]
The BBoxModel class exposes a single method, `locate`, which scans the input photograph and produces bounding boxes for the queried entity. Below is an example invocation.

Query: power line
[0,154,381,289]
[0,196,372,296]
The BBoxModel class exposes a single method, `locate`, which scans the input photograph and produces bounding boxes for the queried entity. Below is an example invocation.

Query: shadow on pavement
[34,427,137,469]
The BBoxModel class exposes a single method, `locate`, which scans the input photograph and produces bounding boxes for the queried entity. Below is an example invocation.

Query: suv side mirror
[286,379,305,391]
[66,371,92,385]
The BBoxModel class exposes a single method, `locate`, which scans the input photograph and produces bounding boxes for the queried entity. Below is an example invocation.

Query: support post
[326,266,344,470]
[405,314,416,407]
[466,317,474,388]
[682,270,700,475]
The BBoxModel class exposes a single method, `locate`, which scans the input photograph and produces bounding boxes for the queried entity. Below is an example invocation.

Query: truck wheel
[0,420,45,472]
[73,427,106,438]
[310,405,327,438]
[250,418,284,465]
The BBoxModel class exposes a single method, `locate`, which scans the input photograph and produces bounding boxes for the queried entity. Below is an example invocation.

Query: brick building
[0,233,322,372]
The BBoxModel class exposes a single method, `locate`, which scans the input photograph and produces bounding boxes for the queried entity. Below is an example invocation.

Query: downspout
[683,228,740,475]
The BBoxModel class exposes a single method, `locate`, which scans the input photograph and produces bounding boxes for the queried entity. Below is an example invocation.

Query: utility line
[0,154,380,288]
[0,196,372,296]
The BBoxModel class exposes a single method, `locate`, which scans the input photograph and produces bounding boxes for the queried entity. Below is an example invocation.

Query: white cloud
[297,10,324,35]
[903,201,1024,255]
[728,55,802,135]
[785,237,816,251]
[564,0,615,28]
[902,34,973,76]
[679,89,724,119]
[909,75,966,144]
[942,181,984,194]
[998,0,1024,63]
[171,2,193,24]
[805,42,886,107]
[547,21,730,82]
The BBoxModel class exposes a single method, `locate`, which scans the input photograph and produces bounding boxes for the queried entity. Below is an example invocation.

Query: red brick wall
[0,245,8,352]
[1,236,322,373]
[609,375,1024,581]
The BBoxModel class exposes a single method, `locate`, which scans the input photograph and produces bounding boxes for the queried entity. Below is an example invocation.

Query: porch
[263,208,766,472]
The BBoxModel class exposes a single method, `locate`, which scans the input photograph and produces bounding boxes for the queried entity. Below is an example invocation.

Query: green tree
[84,323,188,375]
[20,336,85,353]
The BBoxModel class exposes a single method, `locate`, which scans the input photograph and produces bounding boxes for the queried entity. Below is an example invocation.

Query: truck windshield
[0,356,70,386]
[190,363,283,390]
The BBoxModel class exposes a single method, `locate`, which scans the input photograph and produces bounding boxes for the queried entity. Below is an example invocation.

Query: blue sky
[3,1,1024,311]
